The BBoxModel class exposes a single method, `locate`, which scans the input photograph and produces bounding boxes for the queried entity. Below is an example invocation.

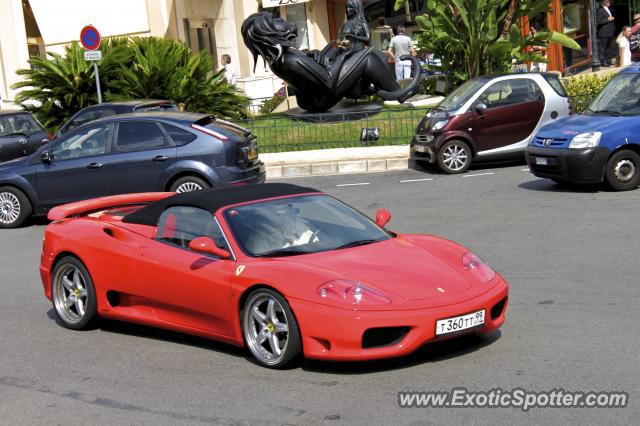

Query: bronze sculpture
[241,10,420,113]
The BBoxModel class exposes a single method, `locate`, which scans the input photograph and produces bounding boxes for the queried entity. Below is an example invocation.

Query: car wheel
[169,176,210,193]
[437,140,471,174]
[0,186,32,229]
[605,150,640,191]
[242,288,302,369]
[51,256,98,330]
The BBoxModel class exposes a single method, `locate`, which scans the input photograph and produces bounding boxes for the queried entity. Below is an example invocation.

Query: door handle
[152,155,169,162]
[87,162,103,169]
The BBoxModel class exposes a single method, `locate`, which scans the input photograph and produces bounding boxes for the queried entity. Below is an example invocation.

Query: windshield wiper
[334,239,380,250]
[588,109,622,116]
[254,248,309,258]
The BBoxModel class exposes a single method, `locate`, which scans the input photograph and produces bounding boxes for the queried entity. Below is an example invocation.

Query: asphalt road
[1,163,638,424]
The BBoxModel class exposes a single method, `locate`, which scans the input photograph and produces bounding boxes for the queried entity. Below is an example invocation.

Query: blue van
[526,66,640,191]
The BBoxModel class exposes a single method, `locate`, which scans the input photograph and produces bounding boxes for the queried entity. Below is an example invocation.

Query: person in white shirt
[387,26,416,80]
[617,26,633,67]
[220,54,236,85]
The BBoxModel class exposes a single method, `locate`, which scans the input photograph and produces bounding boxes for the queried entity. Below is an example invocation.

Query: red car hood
[297,237,473,301]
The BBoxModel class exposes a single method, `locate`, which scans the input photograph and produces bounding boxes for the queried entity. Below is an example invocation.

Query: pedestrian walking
[387,25,416,80]
[629,14,640,61]
[596,0,616,66]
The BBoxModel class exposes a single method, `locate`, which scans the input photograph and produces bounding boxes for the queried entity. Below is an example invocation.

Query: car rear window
[194,116,249,139]
[0,113,44,137]
[161,123,197,146]
[115,121,168,152]
[542,74,567,97]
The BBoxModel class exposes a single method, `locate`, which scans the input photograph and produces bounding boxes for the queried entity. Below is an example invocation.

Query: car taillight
[191,124,229,141]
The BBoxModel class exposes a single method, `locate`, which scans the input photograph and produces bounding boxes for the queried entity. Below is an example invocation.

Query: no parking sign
[80,25,103,103]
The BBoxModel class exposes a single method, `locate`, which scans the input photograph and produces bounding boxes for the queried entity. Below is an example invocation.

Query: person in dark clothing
[596,0,616,66]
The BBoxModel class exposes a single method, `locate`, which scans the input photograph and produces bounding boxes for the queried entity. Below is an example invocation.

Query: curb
[261,145,410,178]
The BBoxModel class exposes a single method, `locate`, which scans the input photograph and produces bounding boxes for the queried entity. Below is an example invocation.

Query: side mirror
[41,151,51,163]
[375,208,391,227]
[475,103,487,114]
[188,237,231,259]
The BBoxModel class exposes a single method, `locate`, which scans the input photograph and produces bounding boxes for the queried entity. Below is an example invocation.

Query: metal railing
[234,107,429,153]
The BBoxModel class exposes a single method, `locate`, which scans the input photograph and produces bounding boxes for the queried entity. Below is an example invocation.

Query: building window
[284,3,310,50]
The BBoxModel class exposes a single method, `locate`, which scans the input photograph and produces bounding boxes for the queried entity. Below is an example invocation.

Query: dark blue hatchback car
[527,66,640,191]
[0,112,265,228]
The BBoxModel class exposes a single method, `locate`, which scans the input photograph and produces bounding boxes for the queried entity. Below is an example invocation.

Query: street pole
[589,0,601,72]
[93,61,102,103]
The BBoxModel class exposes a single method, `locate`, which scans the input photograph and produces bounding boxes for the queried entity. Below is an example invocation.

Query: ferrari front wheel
[242,289,301,369]
[52,256,98,330]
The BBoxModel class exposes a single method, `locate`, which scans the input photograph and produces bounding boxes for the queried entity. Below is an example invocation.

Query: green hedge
[562,72,616,113]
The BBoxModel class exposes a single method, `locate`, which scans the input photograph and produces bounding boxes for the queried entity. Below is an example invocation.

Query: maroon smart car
[410,73,570,173]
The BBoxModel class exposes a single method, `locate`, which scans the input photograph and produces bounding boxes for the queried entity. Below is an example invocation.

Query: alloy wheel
[442,144,469,172]
[175,182,203,193]
[243,293,290,366]
[53,264,89,325]
[0,191,20,225]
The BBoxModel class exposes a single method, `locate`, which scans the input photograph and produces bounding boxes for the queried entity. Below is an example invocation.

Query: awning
[262,0,311,8]
[28,0,150,46]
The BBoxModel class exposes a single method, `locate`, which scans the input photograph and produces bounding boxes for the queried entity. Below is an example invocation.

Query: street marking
[336,182,370,187]
[462,172,495,178]
[521,168,531,172]
[400,178,434,183]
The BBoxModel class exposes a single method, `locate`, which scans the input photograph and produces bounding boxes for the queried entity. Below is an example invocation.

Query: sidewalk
[261,145,410,178]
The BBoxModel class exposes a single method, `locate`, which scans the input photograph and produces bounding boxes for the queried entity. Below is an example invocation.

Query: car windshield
[585,73,640,116]
[224,195,392,257]
[0,114,43,137]
[437,79,488,112]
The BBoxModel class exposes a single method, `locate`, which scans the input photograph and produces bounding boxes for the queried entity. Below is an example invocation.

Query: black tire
[0,186,32,229]
[241,288,302,369]
[437,140,472,174]
[51,256,98,330]
[169,176,210,193]
[604,150,640,191]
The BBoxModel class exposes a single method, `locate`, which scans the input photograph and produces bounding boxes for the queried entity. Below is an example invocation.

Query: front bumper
[526,146,610,184]
[409,135,437,163]
[289,278,508,361]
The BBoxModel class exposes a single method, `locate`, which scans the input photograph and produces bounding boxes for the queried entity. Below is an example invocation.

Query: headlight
[569,132,601,149]
[462,252,495,283]
[318,280,391,306]
[431,119,449,131]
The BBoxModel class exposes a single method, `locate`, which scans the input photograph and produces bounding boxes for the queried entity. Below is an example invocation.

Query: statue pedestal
[284,100,383,123]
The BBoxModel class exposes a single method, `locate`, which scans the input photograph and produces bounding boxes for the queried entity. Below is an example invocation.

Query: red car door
[473,78,544,152]
[135,206,236,335]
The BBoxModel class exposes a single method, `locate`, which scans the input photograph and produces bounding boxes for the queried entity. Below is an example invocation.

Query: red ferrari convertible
[40,183,508,368]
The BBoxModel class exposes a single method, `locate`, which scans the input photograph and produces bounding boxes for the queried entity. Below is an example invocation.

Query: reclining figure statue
[241,12,420,113]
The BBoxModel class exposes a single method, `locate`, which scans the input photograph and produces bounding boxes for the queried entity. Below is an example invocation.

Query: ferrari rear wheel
[52,256,98,330]
[242,289,301,369]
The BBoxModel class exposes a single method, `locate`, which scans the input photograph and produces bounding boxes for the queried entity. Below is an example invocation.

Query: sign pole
[80,25,103,104]
[93,61,102,103]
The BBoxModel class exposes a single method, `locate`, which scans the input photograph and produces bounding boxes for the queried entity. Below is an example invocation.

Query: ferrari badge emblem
[235,265,246,276]
[436,287,446,293]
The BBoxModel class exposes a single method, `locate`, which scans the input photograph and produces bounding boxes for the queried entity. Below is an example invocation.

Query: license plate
[436,310,485,335]
[414,145,429,153]
[246,147,258,161]
[535,156,548,166]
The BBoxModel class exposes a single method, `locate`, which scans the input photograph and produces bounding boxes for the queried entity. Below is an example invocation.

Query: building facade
[0,0,335,107]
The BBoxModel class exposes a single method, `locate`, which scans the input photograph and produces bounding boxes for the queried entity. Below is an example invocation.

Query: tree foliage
[12,37,248,132]
[395,0,580,87]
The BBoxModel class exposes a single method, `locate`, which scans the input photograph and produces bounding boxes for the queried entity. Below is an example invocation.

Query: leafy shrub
[12,37,248,132]
[562,72,616,113]
[258,94,286,114]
